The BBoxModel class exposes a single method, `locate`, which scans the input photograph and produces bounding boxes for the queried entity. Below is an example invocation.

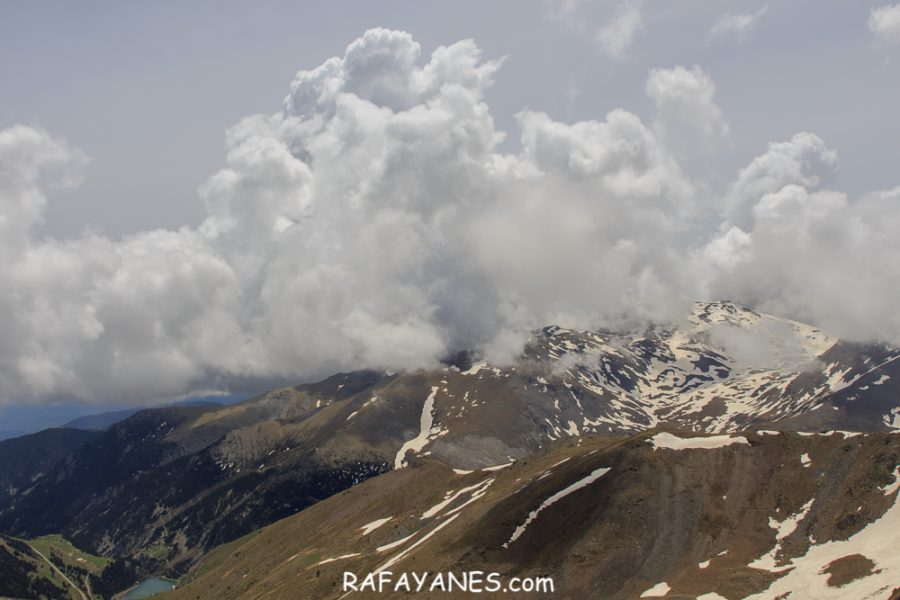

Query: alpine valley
[1,302,898,599]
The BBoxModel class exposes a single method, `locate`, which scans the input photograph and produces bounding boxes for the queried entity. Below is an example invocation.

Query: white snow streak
[359,517,392,535]
[376,514,460,572]
[503,466,610,548]
[316,553,361,565]
[421,479,493,519]
[394,386,442,469]
[482,461,514,472]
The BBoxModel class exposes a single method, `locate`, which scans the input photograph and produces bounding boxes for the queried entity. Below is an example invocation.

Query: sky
[2,0,900,416]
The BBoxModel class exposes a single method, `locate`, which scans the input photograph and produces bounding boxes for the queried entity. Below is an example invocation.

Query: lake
[121,577,176,599]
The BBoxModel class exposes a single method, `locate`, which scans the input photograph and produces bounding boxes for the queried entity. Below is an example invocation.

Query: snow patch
[882,466,900,496]
[359,517,392,535]
[462,361,487,375]
[885,407,900,430]
[746,493,900,599]
[640,581,671,597]
[750,499,814,571]
[394,387,445,469]
[650,432,749,450]
[482,461,514,472]
[801,452,811,467]
[317,553,361,565]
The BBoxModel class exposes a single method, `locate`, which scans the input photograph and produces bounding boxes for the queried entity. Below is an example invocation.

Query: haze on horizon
[2,0,900,410]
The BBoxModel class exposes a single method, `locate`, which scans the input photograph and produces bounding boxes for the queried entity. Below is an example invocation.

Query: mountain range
[0,301,897,599]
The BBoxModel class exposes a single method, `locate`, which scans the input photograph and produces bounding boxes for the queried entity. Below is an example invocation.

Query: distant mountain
[0,431,27,442]
[63,407,143,431]
[0,394,242,440]
[166,430,900,599]
[0,301,897,588]
[63,399,223,432]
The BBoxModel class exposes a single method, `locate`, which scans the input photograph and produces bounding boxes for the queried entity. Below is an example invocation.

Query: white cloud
[595,0,644,59]
[2,29,900,405]
[703,182,900,344]
[646,65,729,160]
[723,132,838,230]
[708,5,769,42]
[868,3,900,45]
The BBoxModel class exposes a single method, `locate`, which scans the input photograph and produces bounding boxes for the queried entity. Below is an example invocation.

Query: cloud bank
[2,28,900,404]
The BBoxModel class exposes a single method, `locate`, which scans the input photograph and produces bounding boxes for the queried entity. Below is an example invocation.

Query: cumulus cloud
[595,0,644,59]
[708,5,769,42]
[1,28,900,405]
[868,3,900,45]
[722,132,838,230]
[646,65,729,160]
[702,182,900,344]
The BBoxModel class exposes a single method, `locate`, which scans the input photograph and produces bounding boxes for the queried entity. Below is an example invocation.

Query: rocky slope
[0,428,102,507]
[164,430,900,599]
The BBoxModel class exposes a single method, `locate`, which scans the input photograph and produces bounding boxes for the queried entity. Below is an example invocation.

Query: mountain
[62,407,144,431]
[0,301,897,590]
[165,430,900,599]
[0,428,102,506]
[62,400,223,432]
[0,395,239,442]
[0,374,395,574]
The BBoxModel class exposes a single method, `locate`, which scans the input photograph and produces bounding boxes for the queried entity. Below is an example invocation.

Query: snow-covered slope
[305,301,900,470]
[503,302,895,433]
